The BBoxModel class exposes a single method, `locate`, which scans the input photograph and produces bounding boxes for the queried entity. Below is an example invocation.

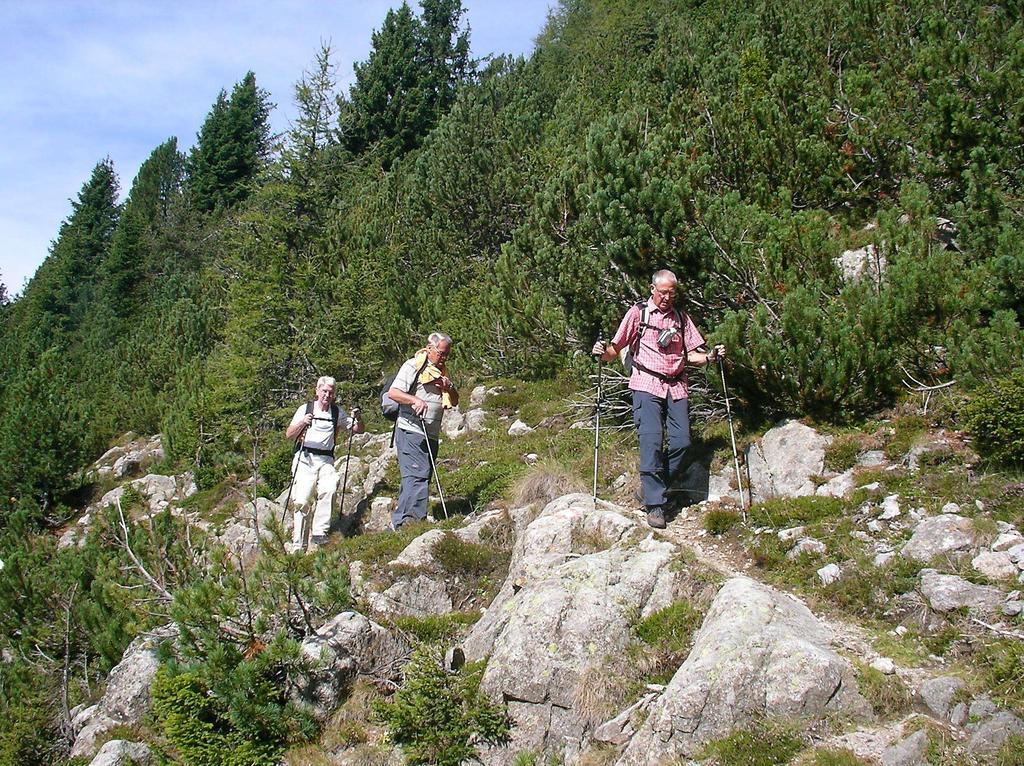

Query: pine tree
[28,160,120,340]
[98,139,185,319]
[342,0,472,167]
[188,73,272,212]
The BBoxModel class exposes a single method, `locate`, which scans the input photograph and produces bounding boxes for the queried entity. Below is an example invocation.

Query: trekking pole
[418,416,449,520]
[337,408,359,520]
[281,422,309,528]
[717,353,747,518]
[592,332,604,503]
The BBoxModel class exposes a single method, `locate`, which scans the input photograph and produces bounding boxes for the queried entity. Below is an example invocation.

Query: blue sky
[0,1,555,297]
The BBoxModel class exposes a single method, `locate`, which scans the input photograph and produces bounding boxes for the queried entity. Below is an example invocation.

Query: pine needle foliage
[375,648,510,766]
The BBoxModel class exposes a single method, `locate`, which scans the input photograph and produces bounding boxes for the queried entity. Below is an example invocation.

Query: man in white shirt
[285,376,363,550]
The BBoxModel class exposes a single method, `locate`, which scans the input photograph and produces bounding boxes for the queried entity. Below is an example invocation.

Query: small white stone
[940,502,961,514]
[817,563,842,585]
[523,453,539,465]
[787,538,827,560]
[993,533,1024,552]
[870,657,896,675]
[508,419,533,437]
[859,481,881,492]
[894,625,908,636]
[867,520,885,534]
[976,500,985,511]
[1002,601,1023,617]
[874,551,896,568]
[778,526,805,542]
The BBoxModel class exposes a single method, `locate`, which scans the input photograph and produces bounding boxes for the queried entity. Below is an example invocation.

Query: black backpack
[293,401,340,454]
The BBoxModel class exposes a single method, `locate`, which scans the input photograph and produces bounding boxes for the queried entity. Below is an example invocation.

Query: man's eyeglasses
[429,345,450,360]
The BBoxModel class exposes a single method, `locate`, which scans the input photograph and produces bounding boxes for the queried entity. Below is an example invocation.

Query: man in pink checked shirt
[592,269,725,529]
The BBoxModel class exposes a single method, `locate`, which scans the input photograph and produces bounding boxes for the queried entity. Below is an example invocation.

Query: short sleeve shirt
[611,298,705,401]
[291,402,349,452]
[393,357,446,439]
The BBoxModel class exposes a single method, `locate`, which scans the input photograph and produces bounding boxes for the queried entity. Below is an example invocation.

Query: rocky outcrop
[294,612,410,719]
[746,420,832,501]
[464,494,691,763]
[836,244,886,284]
[616,577,869,765]
[90,434,165,481]
[86,740,153,766]
[368,574,453,618]
[919,569,1004,615]
[70,626,176,758]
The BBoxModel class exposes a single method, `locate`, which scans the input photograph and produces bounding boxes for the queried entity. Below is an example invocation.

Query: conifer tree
[29,160,120,340]
[187,73,272,212]
[342,0,471,166]
[98,139,185,319]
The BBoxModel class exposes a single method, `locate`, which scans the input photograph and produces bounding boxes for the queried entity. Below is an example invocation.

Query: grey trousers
[632,391,693,510]
[393,426,438,528]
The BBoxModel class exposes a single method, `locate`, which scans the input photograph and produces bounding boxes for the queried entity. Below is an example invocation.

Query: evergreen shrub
[375,649,510,766]
[964,370,1024,467]
[152,653,311,766]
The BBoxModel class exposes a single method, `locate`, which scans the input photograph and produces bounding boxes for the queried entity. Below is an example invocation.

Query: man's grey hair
[428,331,452,346]
[651,269,678,286]
[316,375,336,388]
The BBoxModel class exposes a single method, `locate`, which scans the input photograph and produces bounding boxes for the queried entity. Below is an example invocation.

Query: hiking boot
[309,535,328,549]
[646,507,667,529]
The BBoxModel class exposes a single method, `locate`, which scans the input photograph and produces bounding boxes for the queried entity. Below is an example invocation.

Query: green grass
[704,509,742,535]
[625,601,705,686]
[748,496,850,528]
[855,662,912,717]
[334,522,432,568]
[698,719,805,766]
[883,414,928,461]
[824,434,864,473]
[634,602,703,655]
[393,612,480,644]
[975,638,1024,715]
[431,533,510,577]
[793,748,872,766]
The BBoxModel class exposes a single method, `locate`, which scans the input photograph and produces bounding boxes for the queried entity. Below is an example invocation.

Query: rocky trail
[57,397,1024,766]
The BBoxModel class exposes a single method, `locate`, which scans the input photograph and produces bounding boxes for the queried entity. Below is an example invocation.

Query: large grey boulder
[836,244,886,284]
[87,740,153,766]
[294,611,410,719]
[971,551,1018,581]
[967,711,1024,754]
[900,514,976,562]
[616,577,869,765]
[465,494,686,763]
[368,574,453,618]
[919,569,1004,615]
[881,729,928,766]
[917,676,966,719]
[70,626,175,758]
[746,420,831,501]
